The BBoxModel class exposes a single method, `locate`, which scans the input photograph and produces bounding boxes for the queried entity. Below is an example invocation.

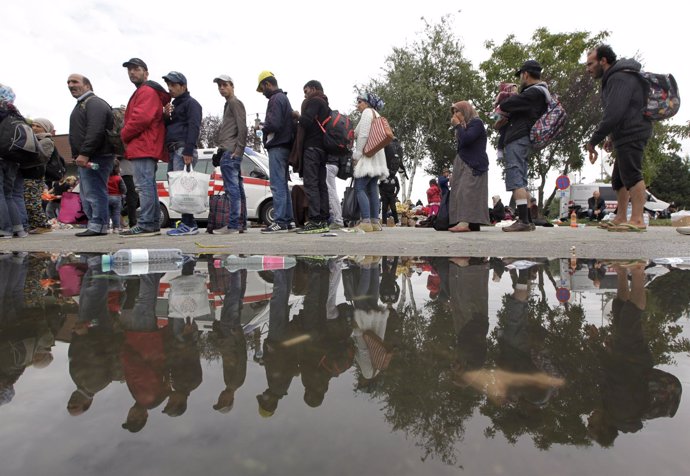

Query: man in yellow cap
[256,71,297,233]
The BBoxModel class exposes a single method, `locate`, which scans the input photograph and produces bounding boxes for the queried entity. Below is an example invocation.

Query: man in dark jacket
[586,45,653,231]
[67,74,115,237]
[499,60,548,232]
[257,71,296,233]
[296,80,331,234]
[162,71,203,236]
[587,190,607,221]
[379,173,400,224]
[120,58,171,237]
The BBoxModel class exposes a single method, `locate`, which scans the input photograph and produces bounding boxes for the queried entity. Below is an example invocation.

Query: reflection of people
[587,263,682,446]
[163,316,202,418]
[119,273,169,432]
[212,268,248,414]
[448,101,490,232]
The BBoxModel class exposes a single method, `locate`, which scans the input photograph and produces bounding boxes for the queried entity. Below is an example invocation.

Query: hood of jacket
[602,58,642,87]
[142,80,171,106]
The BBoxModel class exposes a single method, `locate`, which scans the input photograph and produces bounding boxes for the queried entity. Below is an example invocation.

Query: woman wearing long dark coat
[448,101,490,232]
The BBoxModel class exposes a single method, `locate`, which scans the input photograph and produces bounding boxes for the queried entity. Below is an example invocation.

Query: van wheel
[260,200,275,225]
[160,203,170,228]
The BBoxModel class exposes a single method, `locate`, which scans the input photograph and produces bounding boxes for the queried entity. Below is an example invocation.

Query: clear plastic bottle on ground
[102,248,185,275]
[214,255,297,272]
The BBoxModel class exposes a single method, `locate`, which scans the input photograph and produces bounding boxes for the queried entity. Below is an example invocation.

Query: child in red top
[426,179,442,216]
[107,159,127,232]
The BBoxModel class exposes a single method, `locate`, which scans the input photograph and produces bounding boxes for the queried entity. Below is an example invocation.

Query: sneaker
[288,223,301,232]
[297,221,329,234]
[677,226,690,235]
[261,222,289,234]
[29,227,52,234]
[371,221,383,232]
[502,221,532,232]
[214,227,240,235]
[329,222,344,230]
[120,225,161,237]
[167,223,199,236]
[14,230,29,238]
[354,222,374,233]
[1,234,12,239]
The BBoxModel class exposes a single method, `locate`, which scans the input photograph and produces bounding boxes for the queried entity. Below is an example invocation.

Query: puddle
[1,253,688,476]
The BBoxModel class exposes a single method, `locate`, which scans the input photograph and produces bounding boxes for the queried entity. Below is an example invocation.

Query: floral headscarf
[357,91,385,112]
[0,84,16,106]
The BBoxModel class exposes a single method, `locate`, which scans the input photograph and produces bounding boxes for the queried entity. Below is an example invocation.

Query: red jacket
[121,81,170,162]
[427,184,441,205]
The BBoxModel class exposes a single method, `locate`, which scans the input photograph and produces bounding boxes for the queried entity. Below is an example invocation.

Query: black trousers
[122,174,139,226]
[381,193,398,223]
[302,147,329,222]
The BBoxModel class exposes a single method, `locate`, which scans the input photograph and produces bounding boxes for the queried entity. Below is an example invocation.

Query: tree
[363,15,482,201]
[198,114,221,148]
[480,29,609,213]
[649,153,690,208]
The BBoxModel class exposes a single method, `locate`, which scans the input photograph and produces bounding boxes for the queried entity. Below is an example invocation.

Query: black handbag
[341,178,360,226]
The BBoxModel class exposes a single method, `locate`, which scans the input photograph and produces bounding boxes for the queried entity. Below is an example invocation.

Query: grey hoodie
[589,58,653,147]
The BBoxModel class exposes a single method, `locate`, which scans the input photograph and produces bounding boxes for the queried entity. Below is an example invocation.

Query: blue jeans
[220,152,245,230]
[119,273,163,331]
[78,155,114,233]
[167,147,199,227]
[108,195,123,228]
[354,176,380,220]
[267,147,293,226]
[0,160,23,236]
[131,158,160,231]
[12,172,27,230]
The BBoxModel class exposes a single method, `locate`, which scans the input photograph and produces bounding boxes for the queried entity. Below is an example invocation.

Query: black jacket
[379,175,400,195]
[164,91,202,156]
[589,58,653,148]
[588,196,606,213]
[499,83,548,145]
[300,93,329,150]
[69,91,114,158]
[262,89,294,149]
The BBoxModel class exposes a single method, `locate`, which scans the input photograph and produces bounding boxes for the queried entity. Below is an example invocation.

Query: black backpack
[45,147,67,182]
[317,110,354,156]
[384,138,403,176]
[0,112,40,163]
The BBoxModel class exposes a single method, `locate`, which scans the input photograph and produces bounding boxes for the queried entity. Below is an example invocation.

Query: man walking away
[586,45,653,232]
[379,173,400,225]
[214,75,248,234]
[119,58,170,237]
[499,60,548,232]
[162,71,203,236]
[256,71,296,233]
[66,74,115,237]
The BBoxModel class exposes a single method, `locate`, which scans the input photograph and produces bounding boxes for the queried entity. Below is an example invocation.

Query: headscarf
[357,91,385,112]
[0,83,16,105]
[452,101,478,123]
[32,117,54,135]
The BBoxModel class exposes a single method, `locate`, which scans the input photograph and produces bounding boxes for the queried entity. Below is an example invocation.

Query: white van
[155,147,294,228]
[567,183,669,218]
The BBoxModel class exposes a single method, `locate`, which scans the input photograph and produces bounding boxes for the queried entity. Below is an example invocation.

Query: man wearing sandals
[585,45,652,232]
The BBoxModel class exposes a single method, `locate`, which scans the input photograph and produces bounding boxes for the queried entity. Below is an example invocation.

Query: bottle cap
[101,254,112,272]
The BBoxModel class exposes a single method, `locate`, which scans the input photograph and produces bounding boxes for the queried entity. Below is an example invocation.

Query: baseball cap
[213,75,234,85]
[122,58,148,70]
[162,71,187,85]
[515,59,542,77]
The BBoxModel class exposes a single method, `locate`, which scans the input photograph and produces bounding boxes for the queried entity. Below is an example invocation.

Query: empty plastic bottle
[102,248,185,275]
[85,162,100,170]
[214,254,297,272]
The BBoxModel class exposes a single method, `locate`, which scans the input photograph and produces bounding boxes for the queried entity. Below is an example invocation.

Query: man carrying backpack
[586,45,653,232]
[119,58,171,237]
[498,60,548,232]
[66,74,115,237]
[256,71,296,233]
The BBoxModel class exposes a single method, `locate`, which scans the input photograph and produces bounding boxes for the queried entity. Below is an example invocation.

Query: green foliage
[198,114,222,148]
[649,153,690,208]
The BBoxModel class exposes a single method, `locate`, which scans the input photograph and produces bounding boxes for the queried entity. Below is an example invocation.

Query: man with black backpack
[586,45,653,232]
[256,71,296,233]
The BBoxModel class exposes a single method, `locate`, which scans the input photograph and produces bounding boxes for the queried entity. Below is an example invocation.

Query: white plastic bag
[168,166,210,214]
[168,274,211,318]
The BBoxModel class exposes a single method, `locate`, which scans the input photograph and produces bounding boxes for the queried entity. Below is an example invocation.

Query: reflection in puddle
[0,252,688,474]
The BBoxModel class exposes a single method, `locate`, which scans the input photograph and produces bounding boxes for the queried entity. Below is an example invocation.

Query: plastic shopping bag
[168,165,210,214]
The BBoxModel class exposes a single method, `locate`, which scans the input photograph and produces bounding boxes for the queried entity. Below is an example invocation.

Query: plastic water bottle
[626,203,632,221]
[85,162,100,170]
[214,255,297,272]
[102,248,184,275]
[643,212,650,227]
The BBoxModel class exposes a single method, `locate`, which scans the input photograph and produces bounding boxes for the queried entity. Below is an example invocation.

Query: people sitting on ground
[490,195,506,223]
[587,190,607,221]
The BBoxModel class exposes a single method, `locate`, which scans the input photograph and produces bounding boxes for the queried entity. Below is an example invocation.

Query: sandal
[607,223,647,232]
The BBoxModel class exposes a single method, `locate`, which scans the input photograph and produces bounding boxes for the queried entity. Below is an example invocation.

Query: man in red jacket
[119,58,171,237]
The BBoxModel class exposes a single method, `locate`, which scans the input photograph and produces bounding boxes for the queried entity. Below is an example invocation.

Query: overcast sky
[4,1,688,204]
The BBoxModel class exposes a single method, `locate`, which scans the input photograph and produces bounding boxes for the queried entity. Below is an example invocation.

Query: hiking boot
[297,221,329,234]
[261,222,289,234]
[166,223,199,236]
[502,221,532,232]
[120,225,161,237]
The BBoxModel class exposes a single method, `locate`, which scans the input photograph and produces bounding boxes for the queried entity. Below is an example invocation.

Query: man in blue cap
[162,71,203,236]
